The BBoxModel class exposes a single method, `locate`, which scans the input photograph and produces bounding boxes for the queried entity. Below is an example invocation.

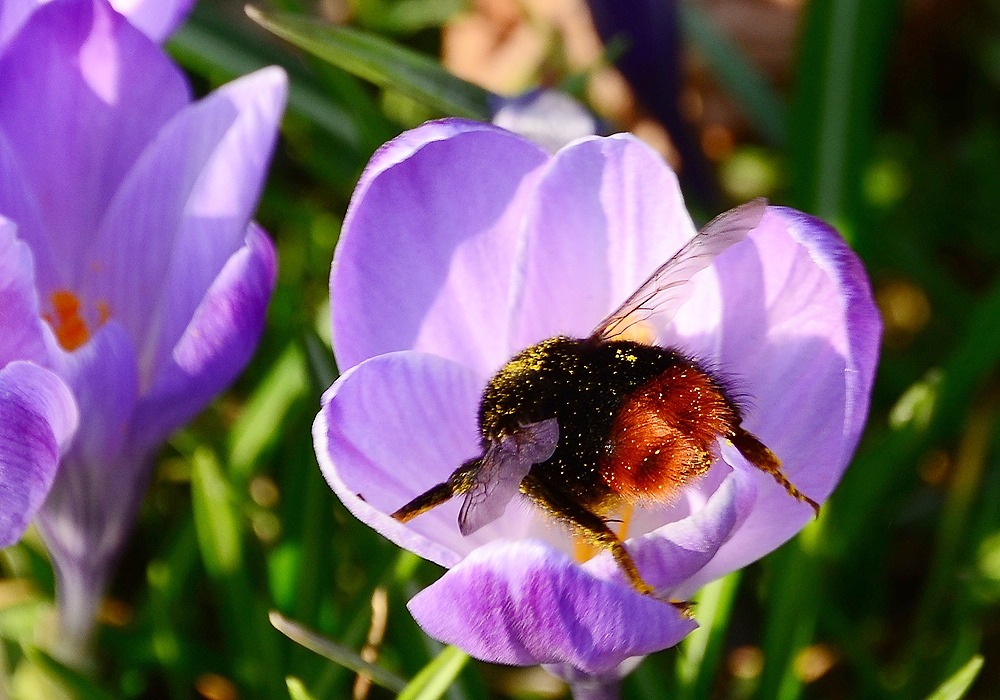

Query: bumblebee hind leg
[731,427,820,515]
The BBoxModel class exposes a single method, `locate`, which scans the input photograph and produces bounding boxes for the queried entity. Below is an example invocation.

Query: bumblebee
[392,199,818,596]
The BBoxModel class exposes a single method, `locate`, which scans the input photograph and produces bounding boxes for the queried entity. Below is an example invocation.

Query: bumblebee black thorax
[478,336,734,505]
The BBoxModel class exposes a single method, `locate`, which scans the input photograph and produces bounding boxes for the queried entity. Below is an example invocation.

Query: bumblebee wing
[590,198,768,342]
[458,418,558,536]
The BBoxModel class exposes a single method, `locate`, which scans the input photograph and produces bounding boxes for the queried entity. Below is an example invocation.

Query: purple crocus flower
[0,0,286,646]
[314,120,880,691]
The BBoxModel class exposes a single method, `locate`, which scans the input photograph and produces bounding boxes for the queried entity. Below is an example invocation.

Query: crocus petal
[0,0,190,289]
[0,361,78,546]
[83,66,286,380]
[678,207,880,589]
[315,351,486,569]
[104,0,193,41]
[509,133,697,349]
[127,223,277,452]
[408,539,697,674]
[0,216,48,366]
[332,119,549,375]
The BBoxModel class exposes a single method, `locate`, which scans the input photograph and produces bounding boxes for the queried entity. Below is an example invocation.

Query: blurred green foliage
[5,0,1000,698]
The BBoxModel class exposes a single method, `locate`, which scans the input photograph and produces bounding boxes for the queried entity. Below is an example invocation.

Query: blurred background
[5,0,1000,698]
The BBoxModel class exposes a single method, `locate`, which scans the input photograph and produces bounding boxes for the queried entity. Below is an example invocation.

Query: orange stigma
[43,290,101,351]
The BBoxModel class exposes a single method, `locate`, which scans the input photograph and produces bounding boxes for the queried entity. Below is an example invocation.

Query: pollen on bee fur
[615,348,639,363]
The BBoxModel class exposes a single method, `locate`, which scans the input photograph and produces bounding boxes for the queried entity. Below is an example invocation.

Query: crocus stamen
[43,290,91,351]
[617,504,635,540]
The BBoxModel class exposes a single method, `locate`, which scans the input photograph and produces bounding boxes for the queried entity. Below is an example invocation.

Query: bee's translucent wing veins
[458,418,559,536]
[591,198,768,342]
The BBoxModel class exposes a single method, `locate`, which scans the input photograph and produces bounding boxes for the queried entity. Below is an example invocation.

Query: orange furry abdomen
[599,363,738,503]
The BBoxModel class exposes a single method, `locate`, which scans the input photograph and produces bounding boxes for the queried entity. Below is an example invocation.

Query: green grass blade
[269,611,408,693]
[787,0,899,230]
[924,655,984,700]
[354,0,464,34]
[191,448,242,577]
[228,343,309,483]
[397,645,470,700]
[287,676,319,700]
[245,6,493,121]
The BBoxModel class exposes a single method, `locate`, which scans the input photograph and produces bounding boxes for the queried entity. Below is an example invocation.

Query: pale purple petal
[82,67,286,377]
[0,217,49,366]
[127,223,277,452]
[332,119,549,375]
[106,0,194,41]
[407,539,697,674]
[0,0,190,289]
[508,133,697,350]
[0,361,78,546]
[315,351,486,569]
[678,207,880,589]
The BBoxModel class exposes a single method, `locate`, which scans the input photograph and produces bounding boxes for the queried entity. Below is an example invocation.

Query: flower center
[43,289,110,351]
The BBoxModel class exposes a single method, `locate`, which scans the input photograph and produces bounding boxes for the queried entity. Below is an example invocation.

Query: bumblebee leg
[392,458,480,523]
[731,427,820,515]
[519,473,655,596]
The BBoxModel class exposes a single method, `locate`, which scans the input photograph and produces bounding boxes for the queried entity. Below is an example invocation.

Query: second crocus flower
[0,0,286,650]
